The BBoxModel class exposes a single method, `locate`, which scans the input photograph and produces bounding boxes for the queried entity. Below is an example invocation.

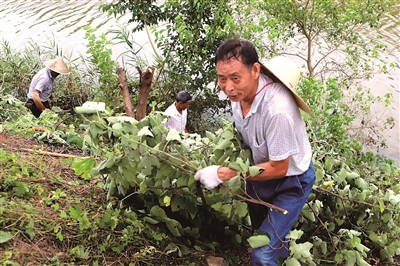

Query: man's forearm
[32,92,45,111]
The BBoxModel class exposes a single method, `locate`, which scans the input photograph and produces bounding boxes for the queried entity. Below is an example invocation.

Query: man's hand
[194,165,223,190]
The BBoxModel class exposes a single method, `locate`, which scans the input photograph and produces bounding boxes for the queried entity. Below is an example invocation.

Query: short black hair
[176,91,192,103]
[215,38,259,68]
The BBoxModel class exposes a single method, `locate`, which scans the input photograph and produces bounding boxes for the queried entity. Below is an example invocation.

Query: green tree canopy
[101,0,240,132]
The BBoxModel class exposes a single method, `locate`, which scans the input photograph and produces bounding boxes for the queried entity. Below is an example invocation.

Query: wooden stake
[20,148,80,158]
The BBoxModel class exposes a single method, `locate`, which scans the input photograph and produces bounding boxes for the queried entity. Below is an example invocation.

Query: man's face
[216,57,259,102]
[177,100,191,111]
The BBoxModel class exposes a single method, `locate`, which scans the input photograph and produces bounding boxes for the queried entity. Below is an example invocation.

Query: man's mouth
[228,94,239,101]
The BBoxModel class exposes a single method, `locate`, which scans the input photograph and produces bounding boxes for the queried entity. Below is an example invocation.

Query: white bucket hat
[44,57,70,74]
[260,56,311,114]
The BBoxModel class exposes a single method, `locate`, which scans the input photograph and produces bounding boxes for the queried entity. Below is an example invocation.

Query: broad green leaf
[315,168,324,182]
[150,206,168,221]
[232,200,248,218]
[290,242,313,259]
[336,168,347,183]
[166,129,182,141]
[344,250,357,265]
[0,231,13,243]
[79,214,91,231]
[221,204,232,218]
[118,116,138,125]
[72,157,96,179]
[164,243,180,255]
[320,241,327,255]
[247,235,270,248]
[376,198,385,212]
[351,236,361,248]
[215,138,231,150]
[143,216,160,225]
[324,158,340,172]
[335,253,344,264]
[205,131,215,141]
[69,206,81,219]
[355,178,368,190]
[138,126,154,137]
[225,175,241,188]
[249,166,265,177]
[25,218,35,240]
[211,202,223,212]
[166,219,183,237]
[301,206,315,222]
[284,258,301,266]
[171,197,184,212]
[287,230,303,240]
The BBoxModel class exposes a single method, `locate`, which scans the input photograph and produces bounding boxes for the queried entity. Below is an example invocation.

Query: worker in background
[25,57,70,118]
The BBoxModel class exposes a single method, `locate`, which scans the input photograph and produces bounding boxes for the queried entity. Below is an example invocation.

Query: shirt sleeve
[34,76,48,93]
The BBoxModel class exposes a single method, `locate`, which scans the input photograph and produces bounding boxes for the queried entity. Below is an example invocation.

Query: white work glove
[194,165,223,190]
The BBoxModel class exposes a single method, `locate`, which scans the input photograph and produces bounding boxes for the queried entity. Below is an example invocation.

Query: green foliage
[74,101,400,265]
[83,26,119,108]
[0,1,399,265]
[0,39,44,97]
[100,0,236,133]
[0,93,27,122]
[240,0,397,78]
[74,107,257,248]
[237,0,397,151]
[0,147,179,265]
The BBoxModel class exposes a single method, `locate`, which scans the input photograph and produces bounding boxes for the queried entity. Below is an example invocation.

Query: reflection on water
[0,0,143,58]
[0,0,399,161]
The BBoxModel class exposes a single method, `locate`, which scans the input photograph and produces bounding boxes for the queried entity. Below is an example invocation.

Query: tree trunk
[136,66,155,121]
[117,67,135,118]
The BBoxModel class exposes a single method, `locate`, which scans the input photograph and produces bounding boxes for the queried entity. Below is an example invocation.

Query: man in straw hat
[25,57,70,118]
[194,38,315,265]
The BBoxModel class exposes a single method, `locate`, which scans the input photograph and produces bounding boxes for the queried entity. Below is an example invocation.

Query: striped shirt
[232,74,312,175]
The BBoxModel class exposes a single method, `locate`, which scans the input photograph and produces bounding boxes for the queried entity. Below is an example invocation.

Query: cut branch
[20,148,82,159]
[136,66,155,121]
[220,185,289,214]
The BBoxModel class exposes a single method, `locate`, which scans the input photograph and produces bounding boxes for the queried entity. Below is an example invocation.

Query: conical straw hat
[44,57,70,74]
[260,56,311,114]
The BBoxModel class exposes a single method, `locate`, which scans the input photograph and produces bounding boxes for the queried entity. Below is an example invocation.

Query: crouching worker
[194,38,316,266]
[25,57,70,118]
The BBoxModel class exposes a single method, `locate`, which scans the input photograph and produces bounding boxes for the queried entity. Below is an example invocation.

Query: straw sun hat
[260,56,311,114]
[44,57,70,74]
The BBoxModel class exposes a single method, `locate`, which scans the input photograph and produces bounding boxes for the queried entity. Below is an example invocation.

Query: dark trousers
[246,161,316,265]
[25,99,50,118]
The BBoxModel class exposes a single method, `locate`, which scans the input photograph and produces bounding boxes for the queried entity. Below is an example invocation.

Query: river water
[0,0,399,162]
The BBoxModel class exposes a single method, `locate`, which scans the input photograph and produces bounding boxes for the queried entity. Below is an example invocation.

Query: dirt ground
[0,132,87,158]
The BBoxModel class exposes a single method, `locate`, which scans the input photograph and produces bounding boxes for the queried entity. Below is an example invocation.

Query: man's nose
[225,80,235,92]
